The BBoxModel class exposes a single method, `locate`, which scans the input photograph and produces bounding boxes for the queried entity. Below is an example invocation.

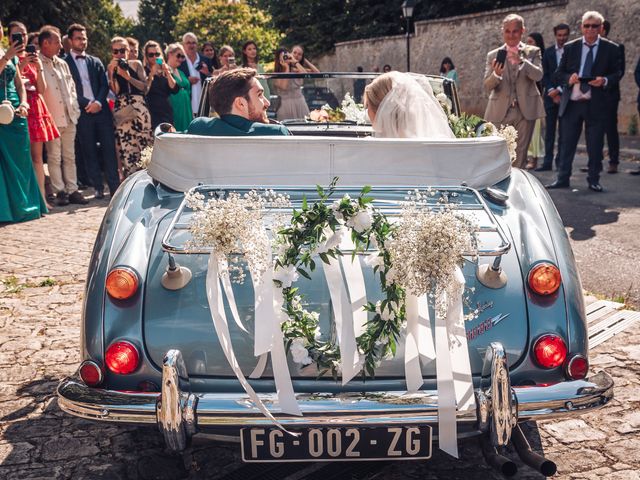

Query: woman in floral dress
[107,36,152,178]
[12,22,59,209]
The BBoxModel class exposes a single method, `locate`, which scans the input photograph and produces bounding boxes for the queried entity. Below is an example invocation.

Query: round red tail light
[105,341,140,375]
[79,361,103,387]
[566,355,589,380]
[528,263,561,296]
[106,267,139,300]
[533,334,567,369]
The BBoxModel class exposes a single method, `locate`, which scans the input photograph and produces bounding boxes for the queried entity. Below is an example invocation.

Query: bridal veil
[373,72,455,139]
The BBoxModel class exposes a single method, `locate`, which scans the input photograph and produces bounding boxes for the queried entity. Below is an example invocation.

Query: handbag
[113,99,137,126]
[0,68,15,125]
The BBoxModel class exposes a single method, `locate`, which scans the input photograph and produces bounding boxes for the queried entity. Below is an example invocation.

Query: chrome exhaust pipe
[511,424,557,477]
[479,434,518,477]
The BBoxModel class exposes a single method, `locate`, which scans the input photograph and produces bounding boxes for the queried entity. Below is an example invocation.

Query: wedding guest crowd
[1,17,325,224]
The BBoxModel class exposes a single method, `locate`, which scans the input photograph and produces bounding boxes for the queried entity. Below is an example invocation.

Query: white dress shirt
[70,50,99,106]
[571,36,604,101]
[185,53,203,115]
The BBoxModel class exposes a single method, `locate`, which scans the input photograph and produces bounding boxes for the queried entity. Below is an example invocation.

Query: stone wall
[315,0,639,131]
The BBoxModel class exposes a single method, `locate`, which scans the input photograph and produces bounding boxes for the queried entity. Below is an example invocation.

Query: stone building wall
[315,0,639,131]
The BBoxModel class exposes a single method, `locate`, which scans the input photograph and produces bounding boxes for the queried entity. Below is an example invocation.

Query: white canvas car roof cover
[148,134,511,192]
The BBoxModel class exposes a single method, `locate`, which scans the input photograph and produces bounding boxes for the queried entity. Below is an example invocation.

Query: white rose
[364,252,384,268]
[315,229,344,255]
[291,338,312,365]
[273,264,299,288]
[347,210,373,233]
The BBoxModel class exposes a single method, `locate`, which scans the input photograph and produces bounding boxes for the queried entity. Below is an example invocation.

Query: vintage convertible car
[57,73,613,476]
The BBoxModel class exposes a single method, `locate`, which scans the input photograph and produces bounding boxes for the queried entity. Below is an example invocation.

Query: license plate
[240,425,432,462]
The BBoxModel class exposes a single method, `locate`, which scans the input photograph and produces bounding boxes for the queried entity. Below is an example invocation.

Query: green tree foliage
[257,0,541,56]
[135,0,185,49]
[174,0,283,64]
[0,0,134,62]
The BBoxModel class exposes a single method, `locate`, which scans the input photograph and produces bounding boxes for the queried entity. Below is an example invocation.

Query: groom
[187,68,290,136]
[483,14,545,168]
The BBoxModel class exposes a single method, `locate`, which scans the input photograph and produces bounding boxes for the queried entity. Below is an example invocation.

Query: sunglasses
[583,23,602,29]
[176,53,185,59]
[112,48,127,54]
[147,52,161,58]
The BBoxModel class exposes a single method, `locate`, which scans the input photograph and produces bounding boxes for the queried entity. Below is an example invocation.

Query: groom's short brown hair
[210,68,257,116]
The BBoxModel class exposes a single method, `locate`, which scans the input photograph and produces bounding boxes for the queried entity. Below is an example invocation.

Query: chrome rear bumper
[57,345,614,452]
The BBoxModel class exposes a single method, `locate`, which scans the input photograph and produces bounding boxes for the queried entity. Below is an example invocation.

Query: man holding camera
[483,14,544,169]
[39,25,88,206]
[179,32,211,117]
[547,11,623,192]
[186,68,290,137]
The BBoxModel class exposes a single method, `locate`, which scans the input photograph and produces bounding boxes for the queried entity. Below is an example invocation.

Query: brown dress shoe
[525,160,537,170]
[607,164,618,174]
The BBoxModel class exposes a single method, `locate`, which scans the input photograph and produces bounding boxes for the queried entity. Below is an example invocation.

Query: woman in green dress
[166,43,192,131]
[0,22,47,223]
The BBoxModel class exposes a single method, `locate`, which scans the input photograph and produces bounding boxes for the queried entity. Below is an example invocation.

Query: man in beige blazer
[484,14,545,168]
[39,25,87,205]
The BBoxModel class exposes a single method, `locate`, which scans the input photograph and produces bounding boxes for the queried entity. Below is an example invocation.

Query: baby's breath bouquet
[186,189,290,283]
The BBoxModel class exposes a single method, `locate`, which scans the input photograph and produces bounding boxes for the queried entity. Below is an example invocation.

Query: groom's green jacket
[186,114,291,136]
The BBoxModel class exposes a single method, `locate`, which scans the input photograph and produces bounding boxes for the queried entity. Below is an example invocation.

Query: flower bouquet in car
[308,93,366,124]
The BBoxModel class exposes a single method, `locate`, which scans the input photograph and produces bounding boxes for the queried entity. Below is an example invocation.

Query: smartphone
[495,48,507,67]
[26,45,37,55]
[155,57,163,65]
[228,57,236,67]
[11,33,23,46]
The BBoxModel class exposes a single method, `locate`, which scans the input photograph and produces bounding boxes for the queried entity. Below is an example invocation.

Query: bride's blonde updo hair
[364,73,394,116]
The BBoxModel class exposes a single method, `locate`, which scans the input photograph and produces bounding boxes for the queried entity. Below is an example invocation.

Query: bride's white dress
[373,72,455,139]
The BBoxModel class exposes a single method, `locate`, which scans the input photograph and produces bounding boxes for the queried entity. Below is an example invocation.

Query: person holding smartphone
[143,41,178,130]
[0,20,48,222]
[107,36,152,179]
[483,14,544,169]
[10,21,60,210]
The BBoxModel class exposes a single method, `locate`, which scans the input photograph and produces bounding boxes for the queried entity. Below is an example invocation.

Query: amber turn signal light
[528,263,561,296]
[106,267,139,300]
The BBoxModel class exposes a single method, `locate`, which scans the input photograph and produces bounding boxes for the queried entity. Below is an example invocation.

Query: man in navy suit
[546,11,623,192]
[65,23,119,199]
[535,23,570,172]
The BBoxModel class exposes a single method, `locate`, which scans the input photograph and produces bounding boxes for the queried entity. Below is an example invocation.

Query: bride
[364,71,455,139]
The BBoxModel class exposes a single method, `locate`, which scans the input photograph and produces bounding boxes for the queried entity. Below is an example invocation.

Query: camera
[11,33,23,46]
[117,58,128,70]
[26,45,37,55]
[283,53,291,61]
[228,57,236,67]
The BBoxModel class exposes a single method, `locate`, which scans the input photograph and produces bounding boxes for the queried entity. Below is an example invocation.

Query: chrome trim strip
[161,186,511,258]
[57,372,613,429]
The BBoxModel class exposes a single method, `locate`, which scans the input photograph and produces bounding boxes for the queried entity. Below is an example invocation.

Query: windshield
[199,72,459,131]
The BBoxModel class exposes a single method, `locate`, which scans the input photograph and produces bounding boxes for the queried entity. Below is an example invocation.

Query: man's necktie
[76,55,86,60]
[580,44,595,93]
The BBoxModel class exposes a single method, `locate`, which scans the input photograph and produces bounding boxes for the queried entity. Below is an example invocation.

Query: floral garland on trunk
[186,179,478,379]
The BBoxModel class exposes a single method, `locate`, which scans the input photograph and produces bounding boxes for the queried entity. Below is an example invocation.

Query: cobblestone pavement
[1,182,639,480]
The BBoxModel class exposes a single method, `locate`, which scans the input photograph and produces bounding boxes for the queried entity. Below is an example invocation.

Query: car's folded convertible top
[148,134,512,192]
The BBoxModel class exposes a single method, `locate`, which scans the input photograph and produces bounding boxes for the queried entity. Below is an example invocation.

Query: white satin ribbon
[219,259,248,334]
[322,257,361,385]
[206,254,301,433]
[340,247,368,338]
[434,266,474,458]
